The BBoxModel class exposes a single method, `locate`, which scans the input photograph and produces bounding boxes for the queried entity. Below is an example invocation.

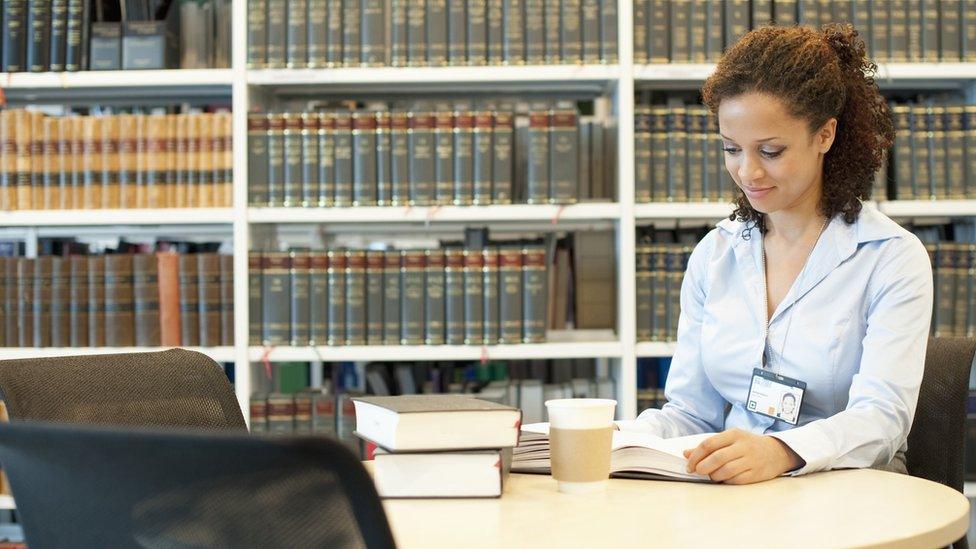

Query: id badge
[747,368,806,426]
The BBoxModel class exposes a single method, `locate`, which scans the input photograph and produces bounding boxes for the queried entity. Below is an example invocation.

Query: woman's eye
[761,149,784,158]
[722,147,739,155]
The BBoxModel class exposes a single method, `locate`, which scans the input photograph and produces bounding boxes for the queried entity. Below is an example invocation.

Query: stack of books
[353,394,521,498]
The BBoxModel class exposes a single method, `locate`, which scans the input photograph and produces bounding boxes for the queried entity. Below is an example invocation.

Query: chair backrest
[906,337,976,493]
[0,421,397,549]
[0,349,245,430]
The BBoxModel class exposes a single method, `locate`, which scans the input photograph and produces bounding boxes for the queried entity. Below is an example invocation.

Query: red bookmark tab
[480,345,489,365]
[261,346,273,380]
[550,205,566,225]
[365,442,377,460]
[0,87,7,108]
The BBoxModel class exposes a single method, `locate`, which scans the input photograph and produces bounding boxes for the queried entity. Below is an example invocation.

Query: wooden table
[379,470,970,548]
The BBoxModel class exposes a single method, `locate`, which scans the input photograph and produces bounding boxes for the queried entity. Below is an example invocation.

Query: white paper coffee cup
[545,398,617,494]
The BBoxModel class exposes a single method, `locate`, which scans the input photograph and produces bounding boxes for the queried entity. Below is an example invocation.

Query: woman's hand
[682,428,804,485]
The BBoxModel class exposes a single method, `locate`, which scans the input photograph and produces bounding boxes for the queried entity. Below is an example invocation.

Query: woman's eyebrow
[719,134,780,143]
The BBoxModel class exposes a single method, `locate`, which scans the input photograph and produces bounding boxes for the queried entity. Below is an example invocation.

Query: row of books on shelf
[890,104,976,201]
[0,239,233,348]
[634,0,976,64]
[246,0,619,69]
[1,0,231,73]
[635,225,705,342]
[0,109,233,211]
[924,240,976,339]
[247,106,616,208]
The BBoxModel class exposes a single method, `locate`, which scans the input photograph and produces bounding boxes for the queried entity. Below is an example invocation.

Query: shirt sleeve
[770,235,933,475]
[621,232,728,439]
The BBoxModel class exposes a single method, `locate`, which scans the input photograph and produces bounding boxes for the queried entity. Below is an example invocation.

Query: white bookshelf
[0,0,972,426]
[0,346,236,362]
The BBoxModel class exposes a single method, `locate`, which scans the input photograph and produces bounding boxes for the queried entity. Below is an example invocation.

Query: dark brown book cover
[220,254,234,346]
[179,254,200,347]
[133,254,161,347]
[309,251,329,345]
[87,255,104,347]
[104,254,135,347]
[17,259,33,347]
[344,249,367,345]
[197,253,222,347]
[49,257,71,347]
[289,250,311,346]
[157,252,181,346]
[424,249,446,345]
[68,255,88,347]
[32,256,51,348]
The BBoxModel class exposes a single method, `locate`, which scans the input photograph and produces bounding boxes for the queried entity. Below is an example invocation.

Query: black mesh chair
[0,420,396,549]
[0,348,245,430]
[905,337,976,549]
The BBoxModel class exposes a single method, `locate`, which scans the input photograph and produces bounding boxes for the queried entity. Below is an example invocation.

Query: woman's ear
[816,118,838,154]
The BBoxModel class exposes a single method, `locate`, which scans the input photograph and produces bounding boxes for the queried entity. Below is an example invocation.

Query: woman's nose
[737,154,764,183]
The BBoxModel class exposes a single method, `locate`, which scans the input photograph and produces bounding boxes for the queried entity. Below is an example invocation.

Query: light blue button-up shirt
[623,203,934,475]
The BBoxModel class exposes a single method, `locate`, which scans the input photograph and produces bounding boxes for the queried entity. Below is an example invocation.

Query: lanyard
[760,217,830,370]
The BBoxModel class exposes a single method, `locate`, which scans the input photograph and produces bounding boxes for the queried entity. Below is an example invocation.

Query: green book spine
[65,0,83,71]
[286,0,308,68]
[427,0,448,65]
[599,0,617,62]
[487,0,504,63]
[580,0,599,62]
[262,251,291,345]
[634,107,652,203]
[892,105,914,199]
[636,244,653,341]
[361,0,386,65]
[472,111,493,204]
[376,112,393,205]
[434,111,455,204]
[352,112,378,206]
[282,114,303,207]
[424,249,446,344]
[544,0,560,62]
[491,111,514,203]
[266,114,286,206]
[344,250,367,345]
[382,250,401,344]
[526,111,549,204]
[525,0,544,63]
[266,0,287,67]
[179,254,200,347]
[400,249,425,344]
[343,0,361,65]
[453,111,475,204]
[248,114,270,206]
[391,112,411,204]
[521,243,547,343]
[3,0,27,72]
[289,251,311,346]
[327,249,346,345]
[667,107,688,201]
[249,252,263,345]
[448,0,467,64]
[317,112,335,206]
[482,246,500,344]
[941,0,962,61]
[444,246,465,344]
[333,112,354,206]
[26,0,51,72]
[300,113,319,206]
[309,252,328,345]
[549,109,578,203]
[326,0,342,65]
[408,112,435,205]
[463,248,485,344]
[498,245,522,343]
[504,0,525,63]
[468,0,488,64]
[391,0,408,65]
[633,0,648,63]
[306,0,327,66]
[366,251,384,344]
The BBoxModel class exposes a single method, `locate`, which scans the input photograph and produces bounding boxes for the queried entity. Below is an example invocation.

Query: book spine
[408,112,435,205]
[14,111,32,210]
[30,113,44,210]
[890,0,909,61]
[668,108,688,201]
[333,112,354,205]
[317,112,335,205]
[448,0,466,64]
[198,115,215,209]
[526,111,549,204]
[197,253,223,347]
[133,254,161,347]
[26,0,50,72]
[941,0,962,61]
[965,0,976,61]
[266,0,288,67]
[444,246,465,344]
[305,0,326,67]
[220,254,234,346]
[18,259,33,347]
[102,115,121,209]
[309,251,328,344]
[361,0,385,65]
[725,0,748,50]
[651,245,667,340]
[434,111,455,204]
[468,0,488,64]
[32,256,51,347]
[261,251,291,345]
[4,259,17,346]
[690,0,707,62]
[343,0,361,64]
[0,259,6,347]
[491,111,514,204]
[775,0,796,25]
[427,0,447,64]
[525,0,544,63]
[376,111,392,205]
[289,250,310,346]
[636,245,653,341]
[282,113,302,207]
[345,249,367,345]
[935,244,954,336]
[503,0,525,63]
[267,393,294,434]
[86,255,103,346]
[326,249,346,345]
[549,109,578,204]
[752,0,772,26]
[965,107,976,197]
[498,245,522,343]
[249,0,268,67]
[400,249,425,344]
[179,254,200,346]
[67,255,89,347]
[424,249,446,344]
[911,105,931,198]
[952,243,967,336]
[892,105,913,199]
[670,0,689,62]
[931,106,948,199]
[463,247,484,344]
[522,243,547,342]
[300,112,319,206]
[382,250,401,344]
[407,0,427,65]
[352,112,378,205]
[599,0,617,62]
[325,0,342,66]
[286,0,308,68]
[157,252,181,346]
[249,396,268,434]
[390,111,410,204]
[391,0,408,65]
[487,0,503,63]
[633,0,648,63]
[3,0,27,72]
[248,252,263,345]
[472,111,493,204]
[634,107,652,202]
[453,111,474,204]
[577,117,591,200]
[580,0,598,62]
[921,0,938,61]
[544,0,560,63]
[65,0,82,70]
[366,250,384,344]
[687,108,706,200]
[266,113,286,206]
[50,257,70,347]
[483,246,500,344]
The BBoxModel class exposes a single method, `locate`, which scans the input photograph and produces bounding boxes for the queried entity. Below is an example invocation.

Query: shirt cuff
[614,418,660,435]
[769,423,835,476]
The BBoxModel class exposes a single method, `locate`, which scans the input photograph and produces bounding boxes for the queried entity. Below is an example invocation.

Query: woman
[619,24,933,484]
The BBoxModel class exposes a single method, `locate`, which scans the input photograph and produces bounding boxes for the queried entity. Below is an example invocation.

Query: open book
[512,423,716,482]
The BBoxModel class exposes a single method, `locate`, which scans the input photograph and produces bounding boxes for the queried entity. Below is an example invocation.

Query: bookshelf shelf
[249,341,624,363]
[633,63,716,84]
[0,495,14,511]
[634,202,733,220]
[0,69,234,90]
[878,200,976,218]
[635,342,678,358]
[249,203,623,224]
[0,208,235,227]
[0,346,236,362]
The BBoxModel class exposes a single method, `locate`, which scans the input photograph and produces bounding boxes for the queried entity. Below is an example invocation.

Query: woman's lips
[742,186,773,199]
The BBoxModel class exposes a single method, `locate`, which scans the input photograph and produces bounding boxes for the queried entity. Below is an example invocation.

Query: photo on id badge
[747,368,805,425]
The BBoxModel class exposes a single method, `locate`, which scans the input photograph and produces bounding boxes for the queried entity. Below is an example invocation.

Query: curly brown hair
[700,23,894,232]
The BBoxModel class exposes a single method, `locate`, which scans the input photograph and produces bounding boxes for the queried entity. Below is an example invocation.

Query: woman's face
[717,92,836,217]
